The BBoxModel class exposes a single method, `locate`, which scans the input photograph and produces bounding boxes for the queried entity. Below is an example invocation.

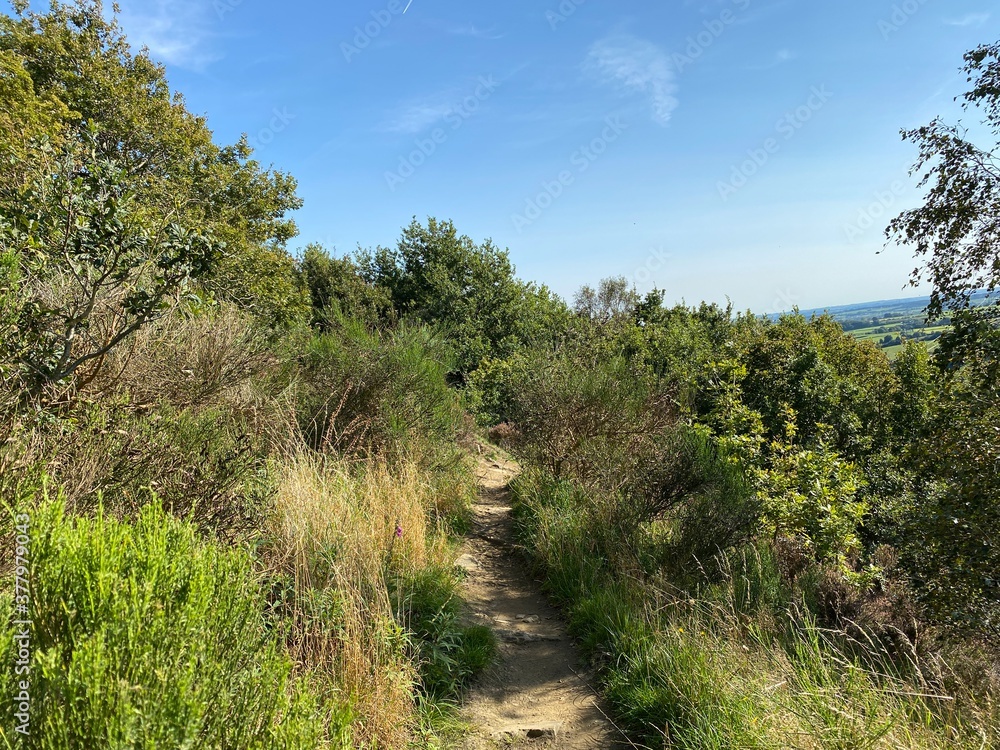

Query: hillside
[773,291,993,358]
[1,4,998,749]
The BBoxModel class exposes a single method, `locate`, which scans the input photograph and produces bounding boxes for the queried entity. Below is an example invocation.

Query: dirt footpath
[457,451,633,749]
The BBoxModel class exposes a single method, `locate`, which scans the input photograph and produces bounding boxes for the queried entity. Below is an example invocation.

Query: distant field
[771,291,993,359]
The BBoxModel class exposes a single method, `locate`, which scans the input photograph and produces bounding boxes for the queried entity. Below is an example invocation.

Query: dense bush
[499,351,677,482]
[0,494,349,748]
[359,217,570,376]
[295,321,464,460]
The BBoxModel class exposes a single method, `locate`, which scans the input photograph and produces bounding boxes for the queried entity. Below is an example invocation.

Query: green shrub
[0,493,351,749]
[503,351,677,482]
[296,322,463,460]
[464,353,528,426]
[393,567,496,701]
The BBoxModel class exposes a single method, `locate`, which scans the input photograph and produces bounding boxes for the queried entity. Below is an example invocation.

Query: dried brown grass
[91,304,272,409]
[266,452,461,749]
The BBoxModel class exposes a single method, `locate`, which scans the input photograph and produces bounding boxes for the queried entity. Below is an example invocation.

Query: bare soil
[456,450,633,749]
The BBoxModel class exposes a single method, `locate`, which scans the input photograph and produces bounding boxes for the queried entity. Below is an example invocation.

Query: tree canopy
[888,42,1000,320]
[0,0,306,328]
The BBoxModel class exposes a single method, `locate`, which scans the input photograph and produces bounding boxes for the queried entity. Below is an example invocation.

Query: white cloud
[115,0,220,71]
[946,12,991,27]
[383,100,458,134]
[586,34,678,126]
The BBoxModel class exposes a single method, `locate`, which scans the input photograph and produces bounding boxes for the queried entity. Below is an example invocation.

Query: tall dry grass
[266,452,466,749]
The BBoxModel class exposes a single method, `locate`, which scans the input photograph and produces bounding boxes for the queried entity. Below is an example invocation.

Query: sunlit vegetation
[0,2,998,748]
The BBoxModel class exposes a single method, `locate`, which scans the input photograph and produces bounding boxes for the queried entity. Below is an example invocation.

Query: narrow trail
[457,449,632,749]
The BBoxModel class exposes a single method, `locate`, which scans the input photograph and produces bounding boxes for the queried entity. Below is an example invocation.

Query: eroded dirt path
[457,450,632,749]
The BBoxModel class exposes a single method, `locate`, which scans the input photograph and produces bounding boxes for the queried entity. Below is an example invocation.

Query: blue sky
[26,0,1000,312]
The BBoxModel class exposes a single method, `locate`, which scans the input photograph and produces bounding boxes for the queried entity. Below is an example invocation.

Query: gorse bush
[296,321,464,460]
[500,350,678,482]
[0,492,348,749]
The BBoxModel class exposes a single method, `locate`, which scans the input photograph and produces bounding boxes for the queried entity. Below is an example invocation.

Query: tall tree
[0,0,306,326]
[360,217,569,374]
[887,41,1000,320]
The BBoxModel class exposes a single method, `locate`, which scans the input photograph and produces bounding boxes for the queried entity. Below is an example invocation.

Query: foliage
[0,1,306,327]
[759,435,867,566]
[887,41,1000,319]
[295,322,464,459]
[360,217,570,375]
[885,40,1000,639]
[573,275,639,322]
[734,313,898,457]
[299,244,394,332]
[510,470,993,749]
[394,567,496,700]
[0,494,345,748]
[500,349,677,481]
[0,47,68,189]
[2,3,999,743]
[0,130,222,399]
[898,347,1000,637]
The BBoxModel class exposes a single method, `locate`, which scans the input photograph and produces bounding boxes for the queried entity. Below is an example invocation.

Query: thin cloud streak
[383,100,457,134]
[586,34,679,126]
[946,12,991,27]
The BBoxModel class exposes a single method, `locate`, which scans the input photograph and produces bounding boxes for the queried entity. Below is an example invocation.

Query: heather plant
[0,492,348,749]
